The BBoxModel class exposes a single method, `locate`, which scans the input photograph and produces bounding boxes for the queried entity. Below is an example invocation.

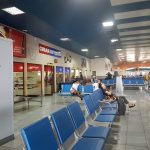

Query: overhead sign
[39,43,61,58]
[27,63,42,72]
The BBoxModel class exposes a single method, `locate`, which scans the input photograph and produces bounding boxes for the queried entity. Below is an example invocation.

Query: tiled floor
[0,90,150,150]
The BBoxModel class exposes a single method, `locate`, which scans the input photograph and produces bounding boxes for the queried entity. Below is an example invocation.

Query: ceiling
[0,0,150,64]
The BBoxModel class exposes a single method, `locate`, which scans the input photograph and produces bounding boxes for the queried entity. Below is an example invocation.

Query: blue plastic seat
[136,79,144,86]
[83,85,94,95]
[130,79,136,86]
[71,138,104,150]
[51,107,105,150]
[60,84,72,96]
[90,92,117,115]
[83,95,116,123]
[95,115,115,122]
[123,79,130,86]
[102,80,108,86]
[67,102,111,139]
[21,117,58,150]
[108,79,114,86]
[93,89,118,110]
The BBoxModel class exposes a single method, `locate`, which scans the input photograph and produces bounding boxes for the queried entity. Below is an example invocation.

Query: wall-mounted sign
[54,59,58,63]
[27,63,42,72]
[39,43,61,58]
[13,62,24,72]
[65,67,70,74]
[64,53,72,63]
[56,66,63,73]
[0,25,26,58]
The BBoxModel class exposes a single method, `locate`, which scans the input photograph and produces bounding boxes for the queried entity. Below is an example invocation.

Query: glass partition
[13,62,24,98]
[44,65,54,95]
[27,63,42,96]
[56,66,63,92]
[65,67,70,82]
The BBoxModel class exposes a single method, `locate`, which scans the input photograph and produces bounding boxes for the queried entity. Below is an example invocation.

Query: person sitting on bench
[97,79,136,108]
[70,79,82,100]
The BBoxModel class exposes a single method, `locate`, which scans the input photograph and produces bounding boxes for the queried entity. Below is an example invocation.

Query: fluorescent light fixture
[94,56,99,58]
[102,21,114,27]
[111,39,118,43]
[118,53,123,55]
[116,49,122,51]
[60,38,70,41]
[81,48,88,52]
[22,29,28,32]
[2,7,25,15]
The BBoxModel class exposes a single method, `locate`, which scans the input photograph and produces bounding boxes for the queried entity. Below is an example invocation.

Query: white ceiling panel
[122,40,150,45]
[114,9,150,20]
[123,44,150,48]
[119,29,150,36]
[117,21,150,29]
[110,0,148,6]
[121,35,150,41]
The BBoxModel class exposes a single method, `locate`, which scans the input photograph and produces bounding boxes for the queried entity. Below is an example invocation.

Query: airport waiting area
[0,79,150,150]
[1,0,150,150]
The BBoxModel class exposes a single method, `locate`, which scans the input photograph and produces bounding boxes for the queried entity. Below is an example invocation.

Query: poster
[0,25,26,57]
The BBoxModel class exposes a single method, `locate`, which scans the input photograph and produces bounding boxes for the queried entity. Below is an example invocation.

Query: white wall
[91,57,112,77]
[14,34,91,73]
[0,37,14,141]
[14,34,91,92]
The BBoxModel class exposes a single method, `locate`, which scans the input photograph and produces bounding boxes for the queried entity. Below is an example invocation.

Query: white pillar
[116,76,124,95]
[0,37,14,144]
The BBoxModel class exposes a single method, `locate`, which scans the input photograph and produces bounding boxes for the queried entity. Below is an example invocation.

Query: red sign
[44,66,53,72]
[39,44,50,55]
[0,24,26,58]
[13,62,24,72]
[27,63,42,72]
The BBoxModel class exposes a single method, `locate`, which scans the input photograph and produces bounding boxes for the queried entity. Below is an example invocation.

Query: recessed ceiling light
[60,38,70,41]
[2,7,25,15]
[116,49,122,51]
[94,56,99,58]
[81,48,88,52]
[22,29,28,32]
[102,21,114,27]
[111,39,118,43]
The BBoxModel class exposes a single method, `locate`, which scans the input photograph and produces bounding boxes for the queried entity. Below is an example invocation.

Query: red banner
[27,63,42,72]
[44,65,53,72]
[0,24,26,58]
[13,62,24,72]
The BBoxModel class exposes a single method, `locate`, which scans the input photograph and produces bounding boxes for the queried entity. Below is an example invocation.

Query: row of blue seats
[60,84,94,96]
[21,89,118,150]
[102,79,144,86]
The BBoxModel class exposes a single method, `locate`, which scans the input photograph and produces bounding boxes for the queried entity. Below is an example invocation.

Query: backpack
[117,97,126,115]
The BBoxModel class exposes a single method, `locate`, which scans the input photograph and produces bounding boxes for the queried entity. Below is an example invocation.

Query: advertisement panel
[39,43,61,58]
[0,25,26,57]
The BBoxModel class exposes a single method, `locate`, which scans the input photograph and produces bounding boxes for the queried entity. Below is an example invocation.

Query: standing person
[70,80,82,99]
[97,79,136,108]
[144,73,149,90]
[148,72,150,90]
[106,72,112,80]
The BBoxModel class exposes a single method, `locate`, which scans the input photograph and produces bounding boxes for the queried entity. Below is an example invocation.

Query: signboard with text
[39,43,61,58]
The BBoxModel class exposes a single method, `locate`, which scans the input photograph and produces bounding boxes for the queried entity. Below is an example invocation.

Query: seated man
[97,79,136,108]
[70,80,82,100]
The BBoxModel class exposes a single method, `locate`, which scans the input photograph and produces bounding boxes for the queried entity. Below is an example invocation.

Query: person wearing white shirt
[70,80,82,99]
